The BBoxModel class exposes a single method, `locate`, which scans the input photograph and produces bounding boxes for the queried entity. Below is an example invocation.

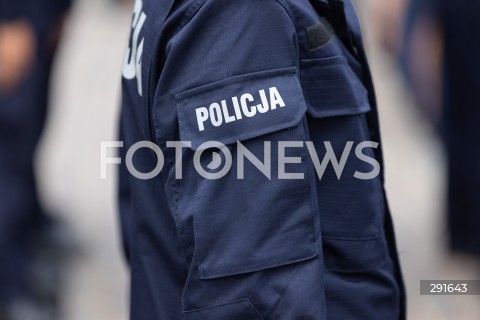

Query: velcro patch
[306,19,334,51]
[175,67,307,149]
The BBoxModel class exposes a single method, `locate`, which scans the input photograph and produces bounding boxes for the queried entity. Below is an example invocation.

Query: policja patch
[175,67,307,150]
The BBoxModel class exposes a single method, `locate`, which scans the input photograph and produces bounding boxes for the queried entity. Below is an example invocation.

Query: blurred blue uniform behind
[119,0,405,319]
[0,0,70,317]
[403,0,480,256]
[434,0,480,256]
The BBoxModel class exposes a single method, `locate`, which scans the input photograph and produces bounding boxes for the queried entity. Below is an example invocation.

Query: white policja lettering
[195,86,286,132]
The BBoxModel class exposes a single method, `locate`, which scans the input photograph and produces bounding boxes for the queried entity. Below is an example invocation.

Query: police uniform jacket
[119,0,406,319]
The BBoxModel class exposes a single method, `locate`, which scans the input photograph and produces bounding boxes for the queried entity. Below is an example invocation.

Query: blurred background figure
[369,0,480,317]
[401,0,480,257]
[0,0,71,319]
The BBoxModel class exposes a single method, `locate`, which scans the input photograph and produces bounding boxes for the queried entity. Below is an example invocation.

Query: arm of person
[0,12,36,92]
[152,0,325,318]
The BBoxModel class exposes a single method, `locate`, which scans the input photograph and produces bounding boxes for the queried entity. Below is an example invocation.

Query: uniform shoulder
[182,0,294,25]
[166,0,297,45]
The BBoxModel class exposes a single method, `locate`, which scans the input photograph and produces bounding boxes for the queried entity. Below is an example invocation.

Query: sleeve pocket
[300,56,387,272]
[300,56,371,118]
[174,68,319,280]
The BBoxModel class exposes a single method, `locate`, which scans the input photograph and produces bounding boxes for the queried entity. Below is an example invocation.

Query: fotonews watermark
[100,140,381,181]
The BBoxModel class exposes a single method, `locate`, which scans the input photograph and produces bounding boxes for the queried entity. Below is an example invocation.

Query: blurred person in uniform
[402,0,480,256]
[401,0,443,126]
[0,0,71,319]
[432,0,480,256]
[372,0,408,57]
[118,0,405,319]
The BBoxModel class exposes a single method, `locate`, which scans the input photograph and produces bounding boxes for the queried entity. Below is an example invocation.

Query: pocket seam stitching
[322,234,379,241]
[183,298,260,314]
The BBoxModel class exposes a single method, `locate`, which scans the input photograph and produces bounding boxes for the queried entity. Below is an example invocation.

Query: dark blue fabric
[0,0,29,20]
[433,0,480,255]
[120,0,405,319]
[0,0,71,21]
[183,299,263,320]
[402,0,480,256]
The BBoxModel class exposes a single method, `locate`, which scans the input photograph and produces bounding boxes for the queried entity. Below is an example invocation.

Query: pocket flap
[175,67,307,149]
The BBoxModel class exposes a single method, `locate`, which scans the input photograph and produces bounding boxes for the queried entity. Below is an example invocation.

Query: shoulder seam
[182,0,298,32]
[175,0,208,33]
[273,0,297,29]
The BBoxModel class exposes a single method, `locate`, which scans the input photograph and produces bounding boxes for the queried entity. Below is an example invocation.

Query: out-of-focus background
[1,0,479,319]
[36,1,130,319]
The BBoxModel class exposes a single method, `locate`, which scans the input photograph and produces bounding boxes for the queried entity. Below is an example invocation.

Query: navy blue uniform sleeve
[151,0,326,318]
